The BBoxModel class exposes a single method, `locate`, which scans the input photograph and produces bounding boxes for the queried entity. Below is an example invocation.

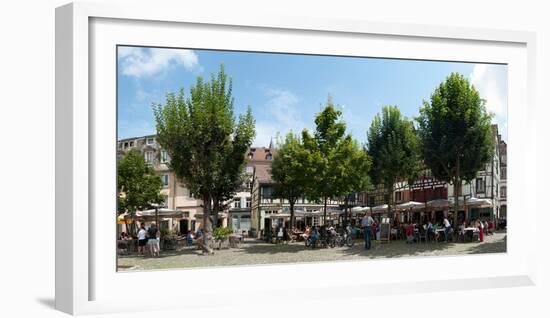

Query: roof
[247,147,277,163]
[254,163,274,184]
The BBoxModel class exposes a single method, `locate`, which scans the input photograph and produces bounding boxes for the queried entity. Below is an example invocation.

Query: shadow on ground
[465,235,507,254]
[338,240,453,258]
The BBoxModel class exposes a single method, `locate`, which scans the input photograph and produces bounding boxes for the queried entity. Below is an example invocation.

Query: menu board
[379,223,391,243]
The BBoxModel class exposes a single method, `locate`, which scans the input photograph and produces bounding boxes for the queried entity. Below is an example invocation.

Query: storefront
[229,211,252,232]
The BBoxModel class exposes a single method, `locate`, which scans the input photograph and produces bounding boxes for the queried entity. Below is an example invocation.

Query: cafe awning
[117,212,132,224]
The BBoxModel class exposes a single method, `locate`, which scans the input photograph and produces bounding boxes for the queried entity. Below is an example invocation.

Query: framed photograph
[56,1,537,315]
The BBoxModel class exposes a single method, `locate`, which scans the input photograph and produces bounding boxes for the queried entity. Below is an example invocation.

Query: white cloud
[469,64,508,141]
[253,88,308,147]
[119,47,200,78]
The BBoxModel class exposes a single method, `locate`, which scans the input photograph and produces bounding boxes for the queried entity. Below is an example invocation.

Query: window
[313,216,320,226]
[245,180,253,190]
[501,167,507,179]
[475,178,485,193]
[262,186,273,200]
[384,194,389,204]
[369,196,375,207]
[161,174,169,187]
[144,151,153,163]
[161,150,169,163]
[246,197,252,208]
[162,195,169,207]
[395,191,402,202]
[146,138,155,145]
[129,141,134,147]
[233,197,241,208]
[124,142,129,148]
[501,186,507,199]
[246,166,253,174]
[248,153,253,159]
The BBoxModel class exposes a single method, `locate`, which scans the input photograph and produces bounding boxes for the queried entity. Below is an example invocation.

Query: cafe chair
[418,227,428,243]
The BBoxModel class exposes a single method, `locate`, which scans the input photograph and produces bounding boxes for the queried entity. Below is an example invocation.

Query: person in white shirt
[361,213,375,250]
[443,217,451,242]
[137,223,147,256]
[277,226,284,244]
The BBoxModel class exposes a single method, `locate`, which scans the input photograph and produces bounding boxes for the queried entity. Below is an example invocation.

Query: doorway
[179,219,189,235]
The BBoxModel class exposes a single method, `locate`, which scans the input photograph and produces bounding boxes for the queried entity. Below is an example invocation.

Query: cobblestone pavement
[117,231,506,271]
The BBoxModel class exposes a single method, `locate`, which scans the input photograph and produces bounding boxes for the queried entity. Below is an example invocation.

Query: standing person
[147,222,159,257]
[277,226,284,244]
[478,219,484,242]
[361,212,375,250]
[406,221,415,244]
[137,223,147,256]
[487,220,494,235]
[186,231,194,247]
[443,216,451,242]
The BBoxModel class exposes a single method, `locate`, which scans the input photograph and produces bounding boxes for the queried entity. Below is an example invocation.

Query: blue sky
[117,46,508,146]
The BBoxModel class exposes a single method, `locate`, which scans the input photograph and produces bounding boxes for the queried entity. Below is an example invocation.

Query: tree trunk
[289,200,295,229]
[200,194,214,254]
[323,196,328,225]
[388,185,393,220]
[344,196,349,226]
[454,156,461,227]
[212,198,219,229]
[155,207,159,230]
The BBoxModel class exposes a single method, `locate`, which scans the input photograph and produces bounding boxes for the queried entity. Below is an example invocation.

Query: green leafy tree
[270,132,312,229]
[117,149,164,234]
[367,105,421,216]
[416,72,494,224]
[211,109,255,227]
[302,97,351,225]
[153,65,255,253]
[334,138,372,225]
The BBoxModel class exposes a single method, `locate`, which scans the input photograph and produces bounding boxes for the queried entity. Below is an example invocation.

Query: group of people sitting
[403,218,495,243]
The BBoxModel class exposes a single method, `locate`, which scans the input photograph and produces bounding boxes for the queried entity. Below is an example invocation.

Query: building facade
[499,139,507,219]
[117,135,204,235]
[447,125,502,222]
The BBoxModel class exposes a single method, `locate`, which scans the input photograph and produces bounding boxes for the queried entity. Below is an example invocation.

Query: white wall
[0,0,548,317]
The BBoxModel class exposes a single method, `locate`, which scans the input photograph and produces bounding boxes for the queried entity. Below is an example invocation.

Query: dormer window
[146,138,155,145]
[248,153,253,159]
[266,153,272,160]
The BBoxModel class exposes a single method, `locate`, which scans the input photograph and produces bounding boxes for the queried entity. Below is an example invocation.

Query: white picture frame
[56,1,537,315]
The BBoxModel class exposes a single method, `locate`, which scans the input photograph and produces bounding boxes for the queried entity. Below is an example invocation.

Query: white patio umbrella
[466,197,493,207]
[396,201,425,223]
[396,201,425,210]
[427,199,451,209]
[136,208,183,218]
[371,204,389,213]
[350,206,370,213]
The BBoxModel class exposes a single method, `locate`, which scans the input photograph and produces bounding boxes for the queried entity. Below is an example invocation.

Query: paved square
[117,231,506,271]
